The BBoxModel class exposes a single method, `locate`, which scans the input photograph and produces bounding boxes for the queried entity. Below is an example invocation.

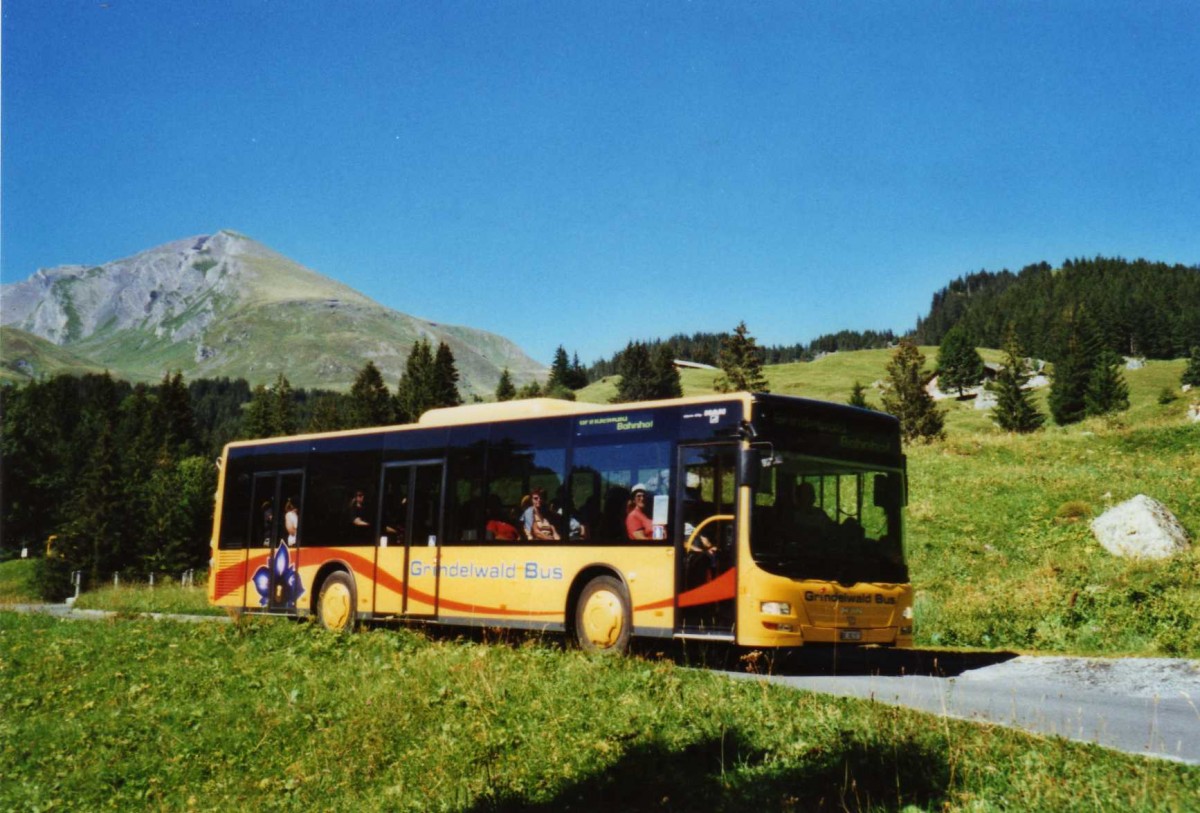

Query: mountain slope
[0,231,545,393]
[0,327,109,384]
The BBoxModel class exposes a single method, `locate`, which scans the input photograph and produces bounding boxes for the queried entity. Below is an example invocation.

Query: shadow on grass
[398,623,1017,679]
[464,729,950,812]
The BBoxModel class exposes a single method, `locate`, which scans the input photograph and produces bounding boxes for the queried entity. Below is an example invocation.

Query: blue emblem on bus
[253,543,305,608]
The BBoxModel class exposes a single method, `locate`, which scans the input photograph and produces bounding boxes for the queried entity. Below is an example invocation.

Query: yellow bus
[208,393,912,652]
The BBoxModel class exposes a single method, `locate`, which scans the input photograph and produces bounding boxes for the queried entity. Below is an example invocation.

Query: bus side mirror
[739,448,762,489]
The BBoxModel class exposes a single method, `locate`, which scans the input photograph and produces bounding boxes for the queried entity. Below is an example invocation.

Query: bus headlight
[761,601,792,616]
[902,606,914,620]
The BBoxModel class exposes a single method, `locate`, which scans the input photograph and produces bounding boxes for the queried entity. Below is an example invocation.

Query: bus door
[675,444,738,638]
[250,469,304,612]
[376,461,445,617]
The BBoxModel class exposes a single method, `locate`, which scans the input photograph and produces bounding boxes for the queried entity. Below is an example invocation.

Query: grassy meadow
[2,612,1197,812]
[0,559,38,605]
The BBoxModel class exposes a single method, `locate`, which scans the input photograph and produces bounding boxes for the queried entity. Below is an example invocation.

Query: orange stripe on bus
[675,567,737,608]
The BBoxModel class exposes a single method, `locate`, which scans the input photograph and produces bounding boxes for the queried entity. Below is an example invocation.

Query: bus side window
[219,468,252,550]
[568,468,600,541]
[446,432,487,545]
[488,421,568,545]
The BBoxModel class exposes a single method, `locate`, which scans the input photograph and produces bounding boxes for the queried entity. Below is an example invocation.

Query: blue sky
[3,1,1198,366]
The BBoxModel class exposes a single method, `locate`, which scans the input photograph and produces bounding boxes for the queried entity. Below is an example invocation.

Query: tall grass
[72,575,222,616]
[0,559,38,605]
[1,613,1195,811]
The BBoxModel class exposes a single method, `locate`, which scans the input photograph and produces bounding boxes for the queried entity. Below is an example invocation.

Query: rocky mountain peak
[0,231,546,394]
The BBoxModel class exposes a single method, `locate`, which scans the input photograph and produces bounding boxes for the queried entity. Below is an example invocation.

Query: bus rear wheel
[574,576,631,654]
[317,572,356,633]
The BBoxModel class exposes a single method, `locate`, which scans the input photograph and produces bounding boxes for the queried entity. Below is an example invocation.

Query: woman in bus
[522,488,561,541]
[284,498,299,546]
[625,484,654,540]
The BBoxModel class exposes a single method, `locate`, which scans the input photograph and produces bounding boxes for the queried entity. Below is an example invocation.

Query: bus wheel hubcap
[581,589,623,648]
[321,583,352,630]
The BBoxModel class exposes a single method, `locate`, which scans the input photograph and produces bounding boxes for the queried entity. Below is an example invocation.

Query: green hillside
[583,350,1200,656]
[0,327,109,383]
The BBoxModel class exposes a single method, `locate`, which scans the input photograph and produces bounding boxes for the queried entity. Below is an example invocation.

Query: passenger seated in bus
[786,482,834,555]
[485,495,519,541]
[625,484,655,540]
[792,483,833,533]
[259,500,274,546]
[349,490,370,527]
[551,497,588,541]
[522,488,561,541]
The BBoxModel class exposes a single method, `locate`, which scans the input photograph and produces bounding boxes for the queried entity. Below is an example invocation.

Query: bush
[32,554,75,601]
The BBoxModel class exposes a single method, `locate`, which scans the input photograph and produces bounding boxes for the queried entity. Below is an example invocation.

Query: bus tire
[317,571,357,633]
[574,575,632,655]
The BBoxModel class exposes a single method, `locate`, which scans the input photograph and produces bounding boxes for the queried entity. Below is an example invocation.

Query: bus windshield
[750,452,907,584]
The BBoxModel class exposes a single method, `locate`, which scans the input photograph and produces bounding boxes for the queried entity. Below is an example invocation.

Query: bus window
[304,439,381,547]
[570,440,672,544]
[251,475,277,548]
[750,456,906,583]
[446,428,487,544]
[219,464,252,550]
[488,428,567,543]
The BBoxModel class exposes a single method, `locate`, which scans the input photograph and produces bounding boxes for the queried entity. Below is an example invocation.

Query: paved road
[724,647,1200,765]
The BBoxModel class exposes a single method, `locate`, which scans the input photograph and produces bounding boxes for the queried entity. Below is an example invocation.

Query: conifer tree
[65,417,125,584]
[306,393,347,433]
[651,343,683,399]
[848,381,872,410]
[394,340,436,422]
[614,341,657,402]
[881,340,945,443]
[432,342,463,409]
[548,346,572,391]
[1049,307,1100,426]
[1085,349,1130,416]
[517,380,544,399]
[155,371,196,457]
[937,325,986,397]
[567,352,589,390]
[349,360,394,427]
[1183,346,1200,388]
[495,368,517,401]
[992,325,1045,433]
[715,321,770,393]
[242,384,275,438]
[270,372,298,436]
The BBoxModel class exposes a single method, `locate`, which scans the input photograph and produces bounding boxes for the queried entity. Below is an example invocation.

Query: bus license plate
[839,630,862,642]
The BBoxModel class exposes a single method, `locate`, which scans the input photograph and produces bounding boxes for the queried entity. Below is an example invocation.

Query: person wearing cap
[625,484,654,540]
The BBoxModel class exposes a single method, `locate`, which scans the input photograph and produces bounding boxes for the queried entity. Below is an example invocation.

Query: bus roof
[222,393,754,450]
[417,394,752,427]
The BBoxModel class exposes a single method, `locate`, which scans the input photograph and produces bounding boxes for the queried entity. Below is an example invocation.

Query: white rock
[974,391,997,410]
[1090,495,1191,560]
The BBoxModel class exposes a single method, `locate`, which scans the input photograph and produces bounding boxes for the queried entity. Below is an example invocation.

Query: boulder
[974,391,997,410]
[1091,495,1191,560]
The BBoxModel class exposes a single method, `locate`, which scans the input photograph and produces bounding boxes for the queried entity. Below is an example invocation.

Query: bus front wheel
[317,572,356,633]
[574,576,631,654]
